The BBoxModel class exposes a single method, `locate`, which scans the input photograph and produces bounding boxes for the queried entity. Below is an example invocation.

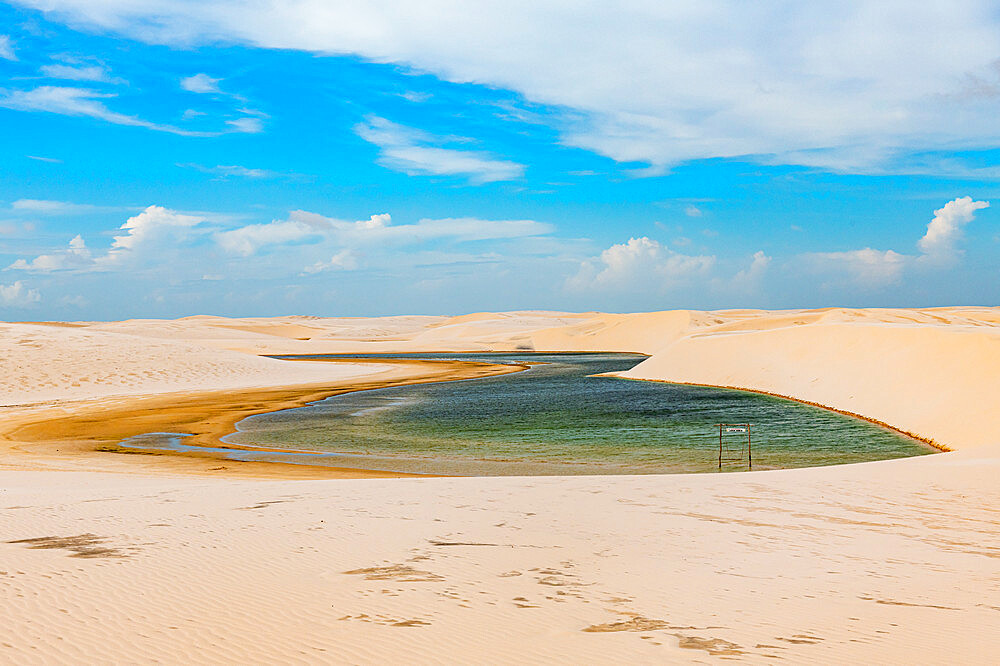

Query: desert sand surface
[1,308,999,663]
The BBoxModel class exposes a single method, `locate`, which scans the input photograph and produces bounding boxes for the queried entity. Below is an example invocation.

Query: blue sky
[1,1,998,319]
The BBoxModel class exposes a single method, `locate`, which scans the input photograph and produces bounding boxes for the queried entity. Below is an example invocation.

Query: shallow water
[176,352,936,476]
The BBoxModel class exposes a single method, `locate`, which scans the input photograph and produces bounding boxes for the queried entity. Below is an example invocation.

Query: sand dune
[0,321,398,406]
[1,308,998,663]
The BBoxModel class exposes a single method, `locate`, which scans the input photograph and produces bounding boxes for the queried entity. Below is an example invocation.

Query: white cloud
[8,206,208,272]
[917,196,989,263]
[181,73,221,94]
[355,115,524,184]
[178,163,273,178]
[26,155,62,163]
[11,199,96,215]
[684,205,703,218]
[226,117,263,133]
[1,86,261,137]
[215,210,552,256]
[732,250,771,285]
[386,217,550,243]
[398,91,431,103]
[568,237,714,291]
[357,213,390,229]
[302,249,359,274]
[18,2,1000,174]
[110,205,205,253]
[0,35,16,61]
[40,63,125,84]
[810,248,907,286]
[0,86,213,136]
[8,234,93,272]
[215,219,318,256]
[800,196,989,286]
[0,281,40,306]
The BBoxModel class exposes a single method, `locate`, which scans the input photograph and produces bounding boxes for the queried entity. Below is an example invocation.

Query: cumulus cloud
[18,2,1000,173]
[684,205,703,218]
[8,206,208,272]
[0,281,41,306]
[8,234,93,271]
[732,250,771,286]
[0,35,17,61]
[355,115,524,184]
[809,248,907,287]
[181,73,221,93]
[917,196,989,263]
[802,196,988,286]
[40,63,125,84]
[110,205,205,253]
[357,213,390,230]
[568,237,714,291]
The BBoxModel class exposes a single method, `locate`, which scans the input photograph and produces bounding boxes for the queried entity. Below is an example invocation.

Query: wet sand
[0,358,526,479]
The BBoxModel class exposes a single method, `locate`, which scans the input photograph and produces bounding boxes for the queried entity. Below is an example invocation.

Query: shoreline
[0,358,527,479]
[603,374,949,452]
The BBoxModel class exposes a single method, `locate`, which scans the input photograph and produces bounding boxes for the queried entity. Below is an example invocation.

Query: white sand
[1,309,998,663]
[0,321,395,406]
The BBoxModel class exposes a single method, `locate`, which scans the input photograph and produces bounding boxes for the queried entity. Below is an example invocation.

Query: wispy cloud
[178,163,275,179]
[215,210,552,258]
[0,35,15,61]
[40,63,125,84]
[0,85,266,137]
[11,199,98,215]
[0,86,214,136]
[26,155,62,163]
[355,115,524,184]
[225,116,263,133]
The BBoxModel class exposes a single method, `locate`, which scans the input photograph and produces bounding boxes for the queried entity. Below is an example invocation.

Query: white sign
[726,427,747,433]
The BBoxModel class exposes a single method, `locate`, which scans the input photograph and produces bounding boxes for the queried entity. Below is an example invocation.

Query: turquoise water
[199,352,933,475]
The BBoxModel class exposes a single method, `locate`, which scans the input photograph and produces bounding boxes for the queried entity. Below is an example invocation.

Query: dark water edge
[118,352,934,476]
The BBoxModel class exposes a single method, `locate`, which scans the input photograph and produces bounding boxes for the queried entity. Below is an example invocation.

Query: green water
[213,352,933,475]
